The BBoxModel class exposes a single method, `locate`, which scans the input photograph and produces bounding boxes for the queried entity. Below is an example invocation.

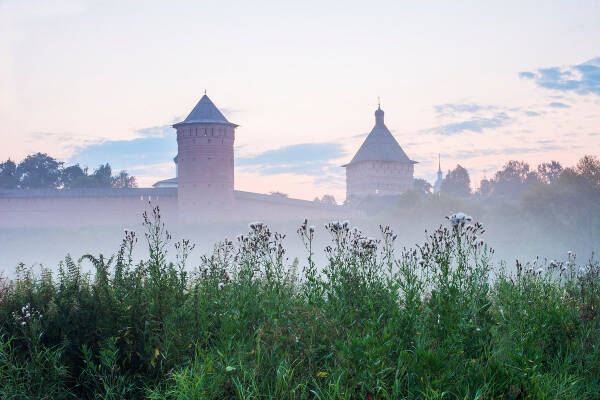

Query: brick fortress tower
[172,94,237,219]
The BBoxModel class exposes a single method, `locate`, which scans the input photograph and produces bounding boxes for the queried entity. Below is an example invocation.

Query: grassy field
[0,207,599,399]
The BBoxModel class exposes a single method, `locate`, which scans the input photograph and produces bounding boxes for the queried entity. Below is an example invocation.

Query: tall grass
[0,206,598,399]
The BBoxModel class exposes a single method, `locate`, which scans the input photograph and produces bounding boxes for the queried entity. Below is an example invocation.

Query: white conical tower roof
[344,105,415,166]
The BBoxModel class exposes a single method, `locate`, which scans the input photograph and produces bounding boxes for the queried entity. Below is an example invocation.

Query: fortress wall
[0,189,348,228]
[231,197,348,222]
[0,194,178,228]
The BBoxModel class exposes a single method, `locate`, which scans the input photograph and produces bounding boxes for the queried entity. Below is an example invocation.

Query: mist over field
[1,155,598,276]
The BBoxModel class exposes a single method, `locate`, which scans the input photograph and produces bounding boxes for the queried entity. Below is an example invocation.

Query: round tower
[172,94,237,219]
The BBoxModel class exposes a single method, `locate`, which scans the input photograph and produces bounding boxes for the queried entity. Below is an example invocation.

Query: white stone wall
[346,161,414,199]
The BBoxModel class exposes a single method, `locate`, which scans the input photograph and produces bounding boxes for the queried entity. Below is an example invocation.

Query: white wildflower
[447,212,473,227]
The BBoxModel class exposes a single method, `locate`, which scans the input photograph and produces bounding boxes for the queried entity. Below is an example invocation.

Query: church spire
[434,154,443,194]
[374,99,384,126]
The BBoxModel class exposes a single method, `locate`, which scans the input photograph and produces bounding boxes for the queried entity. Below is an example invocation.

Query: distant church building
[433,154,443,194]
[344,104,416,201]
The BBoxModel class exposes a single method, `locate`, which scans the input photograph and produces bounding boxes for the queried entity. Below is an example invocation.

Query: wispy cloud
[524,110,541,117]
[518,71,535,79]
[430,112,510,135]
[136,124,176,138]
[24,132,103,159]
[519,57,600,95]
[434,103,484,116]
[548,102,570,108]
[69,125,177,171]
[452,144,563,160]
[237,142,346,176]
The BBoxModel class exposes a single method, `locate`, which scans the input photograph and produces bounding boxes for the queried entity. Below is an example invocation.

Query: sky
[1,0,599,201]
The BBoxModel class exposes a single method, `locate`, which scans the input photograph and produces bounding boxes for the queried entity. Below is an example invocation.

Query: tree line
[413,154,600,199]
[407,155,600,254]
[0,153,137,190]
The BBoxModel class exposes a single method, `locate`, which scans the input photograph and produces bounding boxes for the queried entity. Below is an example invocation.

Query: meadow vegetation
[0,206,599,399]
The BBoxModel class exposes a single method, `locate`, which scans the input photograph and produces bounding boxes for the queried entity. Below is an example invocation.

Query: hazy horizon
[2,0,600,201]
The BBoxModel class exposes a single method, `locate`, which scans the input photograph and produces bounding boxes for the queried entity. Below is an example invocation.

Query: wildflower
[248,221,262,230]
[535,267,544,275]
[218,282,225,290]
[446,212,473,227]
[309,225,315,234]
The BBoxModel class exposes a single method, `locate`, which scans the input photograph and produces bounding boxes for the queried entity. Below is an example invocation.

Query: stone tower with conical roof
[173,94,237,218]
[343,104,416,201]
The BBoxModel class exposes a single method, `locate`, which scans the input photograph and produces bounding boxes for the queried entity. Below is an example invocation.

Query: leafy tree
[574,155,600,189]
[537,161,562,184]
[489,160,538,198]
[413,178,432,195]
[92,164,113,188]
[16,153,63,189]
[112,170,137,188]
[440,165,471,197]
[0,159,18,188]
[313,194,337,205]
[478,177,492,197]
[269,191,288,198]
[61,164,89,188]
